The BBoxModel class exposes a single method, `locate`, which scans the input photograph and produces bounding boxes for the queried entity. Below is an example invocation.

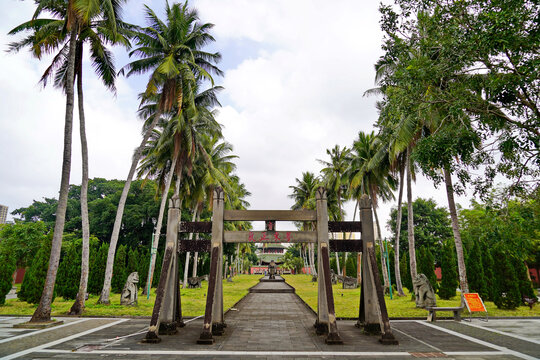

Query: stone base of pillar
[158,321,178,335]
[379,332,399,345]
[325,332,343,345]
[212,322,226,335]
[314,320,328,335]
[141,330,161,344]
[356,322,381,335]
[197,331,214,344]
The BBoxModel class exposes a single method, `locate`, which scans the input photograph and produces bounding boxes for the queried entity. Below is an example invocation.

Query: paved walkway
[0,277,539,359]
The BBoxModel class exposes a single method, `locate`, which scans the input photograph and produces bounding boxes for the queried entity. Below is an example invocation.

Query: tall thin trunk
[348,200,359,240]
[406,148,417,281]
[98,109,163,304]
[443,167,469,293]
[183,208,197,288]
[236,243,240,275]
[31,26,78,322]
[70,48,90,315]
[192,211,200,278]
[144,158,177,295]
[371,193,390,292]
[335,252,341,276]
[394,165,406,296]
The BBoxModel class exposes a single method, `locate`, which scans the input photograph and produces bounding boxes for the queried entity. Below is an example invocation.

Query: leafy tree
[389,198,453,262]
[481,243,496,301]
[465,240,488,299]
[0,251,16,305]
[0,222,47,268]
[112,245,128,293]
[439,239,458,300]
[127,247,140,276]
[88,242,108,295]
[19,234,54,304]
[511,256,535,300]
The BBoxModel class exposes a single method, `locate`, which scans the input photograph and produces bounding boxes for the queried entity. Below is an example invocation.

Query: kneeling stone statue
[121,272,139,306]
[413,273,436,308]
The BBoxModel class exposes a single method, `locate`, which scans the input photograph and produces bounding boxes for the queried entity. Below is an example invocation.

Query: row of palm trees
[9,0,249,322]
[291,122,469,298]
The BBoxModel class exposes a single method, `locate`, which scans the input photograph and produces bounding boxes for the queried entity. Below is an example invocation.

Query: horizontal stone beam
[223,210,317,221]
[223,231,317,243]
[328,221,362,233]
[179,222,212,233]
[329,239,363,252]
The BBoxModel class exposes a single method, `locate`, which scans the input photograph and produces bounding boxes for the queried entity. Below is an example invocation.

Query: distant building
[0,204,8,224]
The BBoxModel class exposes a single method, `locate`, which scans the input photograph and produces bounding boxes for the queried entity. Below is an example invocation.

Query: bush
[439,239,458,299]
[88,242,108,295]
[0,251,16,305]
[466,240,488,299]
[112,245,128,293]
[19,234,54,304]
[511,256,535,299]
[346,253,357,278]
[492,247,521,309]
[481,243,496,301]
[418,247,438,293]
[56,240,81,300]
[400,252,413,292]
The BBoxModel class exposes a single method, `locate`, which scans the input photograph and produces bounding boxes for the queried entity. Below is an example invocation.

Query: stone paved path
[0,277,539,359]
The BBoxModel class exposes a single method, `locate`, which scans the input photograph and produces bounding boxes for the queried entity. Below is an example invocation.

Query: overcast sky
[0,0,472,237]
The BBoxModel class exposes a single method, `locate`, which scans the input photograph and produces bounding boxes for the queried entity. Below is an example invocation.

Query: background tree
[111,245,128,294]
[56,240,81,300]
[0,251,16,305]
[19,234,54,305]
[439,239,458,300]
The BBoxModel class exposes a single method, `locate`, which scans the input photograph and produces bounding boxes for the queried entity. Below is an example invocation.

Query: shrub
[439,239,458,299]
[56,240,81,300]
[112,245,128,293]
[19,234,54,304]
[418,247,438,293]
[492,247,521,309]
[88,242,108,295]
[0,251,16,305]
[466,240,488,299]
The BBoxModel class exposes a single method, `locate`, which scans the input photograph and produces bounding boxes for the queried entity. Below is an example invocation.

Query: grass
[0,275,260,317]
[283,274,540,318]
[3,275,538,318]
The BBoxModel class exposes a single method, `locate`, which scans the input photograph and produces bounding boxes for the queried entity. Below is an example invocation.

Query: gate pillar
[143,195,183,343]
[198,187,225,344]
[315,187,343,344]
[356,195,398,344]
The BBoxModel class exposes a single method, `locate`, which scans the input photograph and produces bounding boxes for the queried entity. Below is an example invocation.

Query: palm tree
[289,172,320,276]
[8,0,127,320]
[347,131,396,292]
[98,1,222,304]
[318,145,350,275]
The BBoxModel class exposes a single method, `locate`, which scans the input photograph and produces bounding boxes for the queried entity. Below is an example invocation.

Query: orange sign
[463,293,487,312]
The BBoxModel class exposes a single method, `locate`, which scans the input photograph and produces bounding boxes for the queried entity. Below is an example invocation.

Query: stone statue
[342,276,358,289]
[268,260,276,279]
[330,270,338,285]
[187,275,209,288]
[413,273,437,308]
[121,272,139,306]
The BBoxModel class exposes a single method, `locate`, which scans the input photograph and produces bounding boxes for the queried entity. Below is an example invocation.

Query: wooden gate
[143,187,398,345]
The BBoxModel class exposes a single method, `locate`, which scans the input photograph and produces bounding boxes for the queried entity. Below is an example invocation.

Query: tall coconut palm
[318,145,350,275]
[347,131,396,292]
[289,172,320,276]
[8,0,128,320]
[98,1,222,304]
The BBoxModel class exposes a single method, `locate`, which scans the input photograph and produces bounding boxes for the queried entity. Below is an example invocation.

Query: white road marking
[417,320,538,360]
[460,320,540,345]
[2,318,129,360]
[37,349,414,356]
[0,318,89,344]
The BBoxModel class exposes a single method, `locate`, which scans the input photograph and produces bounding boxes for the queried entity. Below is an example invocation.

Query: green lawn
[0,275,260,317]
[284,274,540,318]
[3,274,538,318]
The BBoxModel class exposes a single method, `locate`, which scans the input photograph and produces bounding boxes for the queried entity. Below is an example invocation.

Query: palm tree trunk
[371,193,390,292]
[406,148,417,281]
[144,158,177,295]
[70,50,90,315]
[31,26,78,322]
[98,109,163,305]
[335,252,341,276]
[183,207,197,288]
[394,165,406,296]
[443,167,469,293]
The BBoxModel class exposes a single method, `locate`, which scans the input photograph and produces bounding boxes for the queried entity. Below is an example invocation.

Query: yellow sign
[463,293,487,312]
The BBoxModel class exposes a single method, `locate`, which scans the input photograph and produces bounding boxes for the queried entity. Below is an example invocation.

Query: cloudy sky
[0,0,471,237]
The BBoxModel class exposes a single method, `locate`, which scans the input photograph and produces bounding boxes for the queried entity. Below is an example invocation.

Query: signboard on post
[463,293,488,321]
